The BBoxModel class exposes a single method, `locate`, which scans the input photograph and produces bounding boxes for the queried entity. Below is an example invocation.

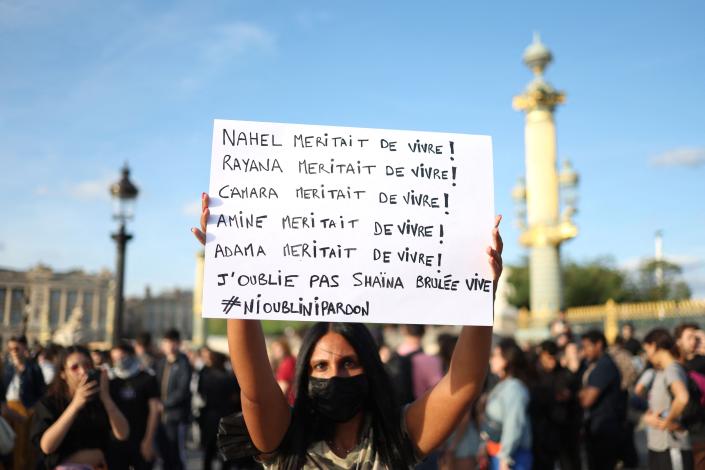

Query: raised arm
[40,376,98,453]
[192,193,290,453]
[405,215,502,455]
[99,369,129,441]
[662,377,689,430]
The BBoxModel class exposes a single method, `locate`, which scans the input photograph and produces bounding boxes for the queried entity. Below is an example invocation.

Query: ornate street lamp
[558,159,579,222]
[109,164,138,345]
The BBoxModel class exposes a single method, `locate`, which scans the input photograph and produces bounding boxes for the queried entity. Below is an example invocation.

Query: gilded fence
[518,298,705,342]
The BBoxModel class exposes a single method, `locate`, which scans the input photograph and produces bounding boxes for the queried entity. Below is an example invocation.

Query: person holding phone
[31,345,129,469]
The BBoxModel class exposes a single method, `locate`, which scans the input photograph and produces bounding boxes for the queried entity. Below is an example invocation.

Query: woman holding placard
[192,192,503,470]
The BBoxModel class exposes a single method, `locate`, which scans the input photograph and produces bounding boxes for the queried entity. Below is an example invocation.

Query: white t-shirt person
[647,362,691,452]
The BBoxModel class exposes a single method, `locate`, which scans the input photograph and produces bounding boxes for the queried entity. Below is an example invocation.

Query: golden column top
[513,32,566,113]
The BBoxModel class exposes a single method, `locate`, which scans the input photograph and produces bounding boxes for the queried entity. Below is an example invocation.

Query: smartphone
[86,368,101,384]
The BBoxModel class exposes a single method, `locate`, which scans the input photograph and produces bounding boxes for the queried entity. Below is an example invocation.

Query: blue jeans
[156,420,187,470]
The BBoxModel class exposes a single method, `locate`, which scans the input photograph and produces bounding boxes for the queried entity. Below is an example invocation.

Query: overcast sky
[1,0,703,297]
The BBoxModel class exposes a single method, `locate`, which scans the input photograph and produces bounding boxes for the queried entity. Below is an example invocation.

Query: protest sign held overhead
[202,120,495,326]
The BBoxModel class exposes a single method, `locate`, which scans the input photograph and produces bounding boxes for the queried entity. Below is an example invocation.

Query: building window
[49,290,62,327]
[0,288,6,321]
[10,288,25,326]
[98,291,107,330]
[83,292,94,327]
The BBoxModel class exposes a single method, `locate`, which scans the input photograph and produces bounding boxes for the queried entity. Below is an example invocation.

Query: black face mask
[308,375,369,423]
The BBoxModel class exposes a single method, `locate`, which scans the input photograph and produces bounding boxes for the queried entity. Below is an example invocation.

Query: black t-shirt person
[583,353,622,435]
[31,395,111,469]
[109,370,159,443]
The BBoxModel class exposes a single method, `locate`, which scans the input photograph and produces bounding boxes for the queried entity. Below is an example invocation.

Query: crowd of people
[277,319,705,470]
[0,329,257,470]
[1,319,704,470]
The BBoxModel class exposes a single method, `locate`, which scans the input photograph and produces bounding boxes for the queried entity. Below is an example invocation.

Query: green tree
[504,256,691,309]
[505,259,530,309]
[562,258,635,307]
[633,259,692,301]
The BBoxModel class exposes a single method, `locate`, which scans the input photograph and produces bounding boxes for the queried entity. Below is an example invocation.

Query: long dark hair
[644,328,679,359]
[496,337,531,384]
[46,345,93,405]
[276,322,416,470]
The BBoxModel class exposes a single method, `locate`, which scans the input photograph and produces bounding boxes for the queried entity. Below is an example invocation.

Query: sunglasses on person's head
[67,362,91,372]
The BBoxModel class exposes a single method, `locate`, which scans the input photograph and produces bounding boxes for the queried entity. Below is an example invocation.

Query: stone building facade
[0,265,114,346]
[126,287,193,340]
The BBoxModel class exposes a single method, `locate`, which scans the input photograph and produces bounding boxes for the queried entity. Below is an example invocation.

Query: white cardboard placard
[202,120,495,326]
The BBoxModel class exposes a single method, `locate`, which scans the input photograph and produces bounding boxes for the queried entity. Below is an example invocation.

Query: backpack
[385,349,422,406]
[608,346,638,391]
[676,369,705,432]
[687,370,705,406]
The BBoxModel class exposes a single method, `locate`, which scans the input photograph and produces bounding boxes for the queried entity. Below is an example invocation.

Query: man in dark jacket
[2,335,46,469]
[154,329,192,470]
[530,340,581,470]
[579,330,623,470]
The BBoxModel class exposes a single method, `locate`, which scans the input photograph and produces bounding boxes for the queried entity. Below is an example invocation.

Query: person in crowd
[609,335,640,468]
[198,347,258,470]
[609,336,639,391]
[437,334,482,470]
[439,406,481,470]
[695,329,705,357]
[2,335,46,470]
[368,327,392,364]
[154,328,192,470]
[90,350,109,369]
[481,337,532,470]
[579,329,622,470]
[640,328,693,470]
[31,345,129,469]
[436,334,457,375]
[395,324,444,402]
[559,336,581,375]
[673,324,705,468]
[37,344,60,386]
[134,332,157,373]
[188,346,207,451]
[108,341,160,470]
[550,317,568,340]
[192,193,503,470]
[394,325,445,469]
[530,339,581,470]
[619,322,642,356]
[675,323,705,375]
[270,338,296,406]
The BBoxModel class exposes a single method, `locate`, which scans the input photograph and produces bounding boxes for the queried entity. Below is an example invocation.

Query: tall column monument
[512,33,578,322]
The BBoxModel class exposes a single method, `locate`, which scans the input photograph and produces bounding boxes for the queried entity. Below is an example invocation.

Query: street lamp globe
[559,159,579,216]
[110,164,139,222]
